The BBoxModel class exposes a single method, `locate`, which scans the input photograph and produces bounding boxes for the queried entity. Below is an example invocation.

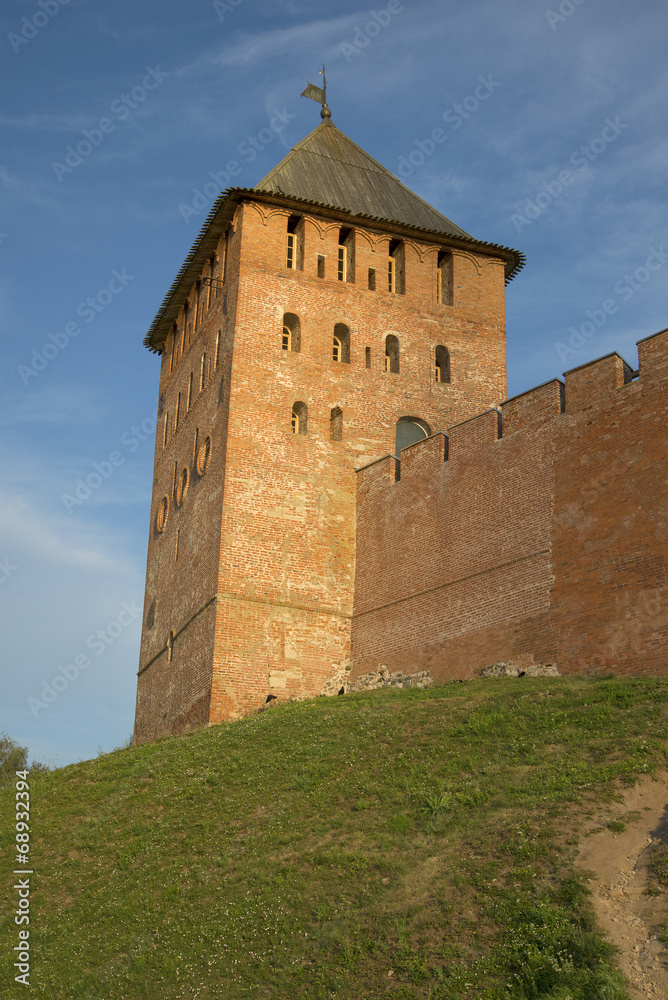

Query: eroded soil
[577,775,668,999]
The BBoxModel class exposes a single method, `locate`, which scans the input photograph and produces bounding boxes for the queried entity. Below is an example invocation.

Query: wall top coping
[636,326,668,346]
[446,408,501,432]
[562,350,634,378]
[502,377,564,407]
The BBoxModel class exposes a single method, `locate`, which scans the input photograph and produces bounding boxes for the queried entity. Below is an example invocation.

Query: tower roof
[143,118,525,352]
[254,119,472,240]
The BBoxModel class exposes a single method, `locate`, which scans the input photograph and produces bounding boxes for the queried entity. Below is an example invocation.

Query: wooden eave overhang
[143,188,525,353]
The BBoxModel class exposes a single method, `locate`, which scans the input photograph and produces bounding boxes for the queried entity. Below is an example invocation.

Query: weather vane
[300,64,331,119]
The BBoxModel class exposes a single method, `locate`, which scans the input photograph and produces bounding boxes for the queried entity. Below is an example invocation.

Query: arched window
[385,334,400,373]
[330,406,343,441]
[333,323,350,363]
[395,417,431,455]
[291,401,307,435]
[435,345,450,383]
[282,312,301,352]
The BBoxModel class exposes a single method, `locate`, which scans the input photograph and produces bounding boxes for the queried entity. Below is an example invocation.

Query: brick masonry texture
[350,330,668,685]
[133,197,509,741]
[133,174,667,744]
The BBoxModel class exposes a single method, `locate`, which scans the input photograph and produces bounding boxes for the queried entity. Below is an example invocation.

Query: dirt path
[576,775,668,999]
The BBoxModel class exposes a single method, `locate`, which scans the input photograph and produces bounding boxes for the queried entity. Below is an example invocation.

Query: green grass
[3,675,668,999]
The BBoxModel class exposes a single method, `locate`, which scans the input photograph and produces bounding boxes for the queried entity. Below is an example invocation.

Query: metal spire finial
[300,64,332,120]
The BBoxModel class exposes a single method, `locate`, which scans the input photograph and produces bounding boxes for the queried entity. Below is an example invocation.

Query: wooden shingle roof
[255,119,472,240]
[143,119,524,352]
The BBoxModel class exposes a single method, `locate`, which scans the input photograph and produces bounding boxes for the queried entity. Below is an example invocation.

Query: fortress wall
[350,329,668,683]
[550,333,668,676]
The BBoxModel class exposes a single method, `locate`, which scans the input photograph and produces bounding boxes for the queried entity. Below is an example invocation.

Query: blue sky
[1,0,666,768]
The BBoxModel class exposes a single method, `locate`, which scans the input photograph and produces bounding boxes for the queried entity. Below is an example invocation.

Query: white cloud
[0,491,134,574]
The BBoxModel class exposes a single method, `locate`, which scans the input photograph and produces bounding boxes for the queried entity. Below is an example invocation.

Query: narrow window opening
[333,323,350,363]
[200,353,207,392]
[162,413,169,448]
[174,528,180,563]
[172,461,178,499]
[368,267,376,291]
[337,227,354,282]
[146,600,155,630]
[437,251,453,305]
[221,233,228,288]
[169,324,177,374]
[187,372,193,411]
[167,630,175,663]
[214,330,221,369]
[195,281,202,329]
[435,345,451,383]
[207,255,216,307]
[286,215,303,270]
[330,406,343,441]
[388,240,405,294]
[365,346,371,369]
[385,334,400,374]
[193,428,199,467]
[282,313,301,352]
[184,301,192,345]
[175,392,182,429]
[291,401,307,435]
[317,255,325,279]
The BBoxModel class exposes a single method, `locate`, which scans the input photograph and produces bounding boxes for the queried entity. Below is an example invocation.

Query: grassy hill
[2,676,668,1000]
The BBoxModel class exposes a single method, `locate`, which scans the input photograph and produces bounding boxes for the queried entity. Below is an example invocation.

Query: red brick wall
[135,196,511,738]
[351,330,668,681]
[133,217,239,742]
[207,201,510,719]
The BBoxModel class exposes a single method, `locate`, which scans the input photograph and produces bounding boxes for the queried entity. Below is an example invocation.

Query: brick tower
[133,108,523,742]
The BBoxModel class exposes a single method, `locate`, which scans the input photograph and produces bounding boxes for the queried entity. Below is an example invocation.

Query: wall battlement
[358,329,668,489]
[351,329,668,685]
